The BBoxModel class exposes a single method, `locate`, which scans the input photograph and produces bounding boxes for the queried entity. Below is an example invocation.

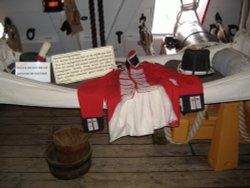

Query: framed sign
[51,46,116,84]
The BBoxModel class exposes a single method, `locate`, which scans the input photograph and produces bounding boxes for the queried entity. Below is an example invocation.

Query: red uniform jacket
[77,62,204,133]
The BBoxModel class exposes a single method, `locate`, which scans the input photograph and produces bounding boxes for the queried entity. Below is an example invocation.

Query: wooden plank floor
[1,104,250,188]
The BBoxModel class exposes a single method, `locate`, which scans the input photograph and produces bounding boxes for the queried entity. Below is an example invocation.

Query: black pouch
[81,117,104,132]
[180,93,205,113]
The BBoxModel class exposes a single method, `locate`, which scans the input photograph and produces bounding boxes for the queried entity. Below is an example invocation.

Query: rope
[163,126,174,144]
[239,101,250,143]
[187,105,208,141]
[174,0,201,36]
[89,0,98,47]
[164,105,208,144]
[165,102,250,144]
[164,101,250,144]
[181,31,211,47]
[180,0,199,11]
[176,0,199,22]
[97,0,106,46]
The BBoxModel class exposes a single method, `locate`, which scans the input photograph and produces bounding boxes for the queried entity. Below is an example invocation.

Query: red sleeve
[143,62,204,122]
[77,70,115,118]
[144,62,203,95]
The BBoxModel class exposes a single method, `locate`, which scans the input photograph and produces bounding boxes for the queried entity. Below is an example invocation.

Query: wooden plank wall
[0,104,250,188]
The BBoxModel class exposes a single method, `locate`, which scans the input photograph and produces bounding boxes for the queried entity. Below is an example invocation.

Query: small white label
[179,98,184,111]
[190,96,196,110]
[92,118,99,130]
[195,96,202,109]
[87,119,94,131]
[15,62,51,82]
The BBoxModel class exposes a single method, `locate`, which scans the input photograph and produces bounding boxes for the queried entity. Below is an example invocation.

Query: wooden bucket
[45,143,92,180]
[52,127,89,163]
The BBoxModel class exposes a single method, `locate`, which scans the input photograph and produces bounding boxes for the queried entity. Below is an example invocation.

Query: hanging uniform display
[77,52,204,142]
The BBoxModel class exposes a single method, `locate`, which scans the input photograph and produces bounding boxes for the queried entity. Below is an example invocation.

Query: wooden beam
[208,102,240,171]
[244,100,250,134]
[172,115,189,143]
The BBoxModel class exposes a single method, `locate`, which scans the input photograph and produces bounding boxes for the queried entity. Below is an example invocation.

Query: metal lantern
[42,0,64,12]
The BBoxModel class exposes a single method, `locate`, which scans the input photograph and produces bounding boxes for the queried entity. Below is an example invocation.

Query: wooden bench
[170,101,250,171]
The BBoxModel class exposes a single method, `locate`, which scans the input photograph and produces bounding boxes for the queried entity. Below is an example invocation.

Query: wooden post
[244,100,250,134]
[208,102,240,171]
[172,114,190,143]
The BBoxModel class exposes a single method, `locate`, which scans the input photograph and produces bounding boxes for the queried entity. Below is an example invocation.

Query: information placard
[51,46,116,84]
[15,62,51,83]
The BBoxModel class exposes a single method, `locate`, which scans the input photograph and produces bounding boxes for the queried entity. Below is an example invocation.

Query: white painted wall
[0,0,242,57]
[203,0,242,30]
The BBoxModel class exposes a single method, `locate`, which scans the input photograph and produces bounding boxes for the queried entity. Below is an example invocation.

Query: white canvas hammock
[1,30,250,108]
[1,64,250,108]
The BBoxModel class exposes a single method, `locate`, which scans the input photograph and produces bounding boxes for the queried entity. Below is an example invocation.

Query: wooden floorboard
[1,171,250,188]
[0,104,250,188]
